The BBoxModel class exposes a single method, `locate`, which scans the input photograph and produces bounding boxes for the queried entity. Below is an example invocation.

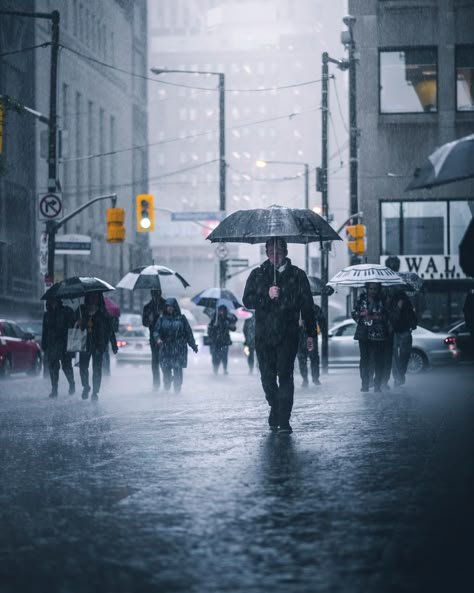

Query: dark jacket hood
[164,297,181,315]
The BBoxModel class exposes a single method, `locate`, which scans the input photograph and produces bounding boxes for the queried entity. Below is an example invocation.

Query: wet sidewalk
[0,364,473,592]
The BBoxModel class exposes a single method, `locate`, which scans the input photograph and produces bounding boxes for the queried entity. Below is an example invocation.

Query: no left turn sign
[38,193,63,221]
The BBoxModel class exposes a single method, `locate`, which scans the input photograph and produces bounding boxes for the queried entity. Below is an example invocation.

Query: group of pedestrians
[142,289,198,393]
[352,282,417,392]
[42,291,118,400]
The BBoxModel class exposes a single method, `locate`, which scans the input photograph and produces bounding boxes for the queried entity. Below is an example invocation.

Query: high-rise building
[350,0,474,329]
[0,0,150,315]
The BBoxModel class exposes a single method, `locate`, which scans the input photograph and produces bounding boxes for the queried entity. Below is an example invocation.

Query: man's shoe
[360,386,369,392]
[278,424,293,434]
[301,380,309,388]
[49,391,58,399]
[313,378,321,386]
[374,386,382,393]
[68,383,75,396]
[91,392,99,401]
[81,387,90,400]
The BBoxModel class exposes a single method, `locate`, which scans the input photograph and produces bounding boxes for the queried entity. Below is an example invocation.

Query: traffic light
[346,223,366,255]
[106,208,125,243]
[136,194,154,232]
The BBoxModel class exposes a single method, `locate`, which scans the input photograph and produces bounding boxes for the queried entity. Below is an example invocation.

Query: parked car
[0,319,42,377]
[115,327,150,365]
[327,319,459,373]
[445,320,474,362]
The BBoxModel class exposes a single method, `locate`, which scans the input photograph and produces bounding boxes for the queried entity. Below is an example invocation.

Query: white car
[116,327,151,365]
[327,319,459,373]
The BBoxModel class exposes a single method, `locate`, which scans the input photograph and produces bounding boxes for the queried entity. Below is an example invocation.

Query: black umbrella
[191,287,242,309]
[406,133,474,190]
[206,204,342,244]
[459,217,474,277]
[41,276,115,300]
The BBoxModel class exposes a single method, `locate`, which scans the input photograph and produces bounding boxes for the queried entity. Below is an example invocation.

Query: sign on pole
[38,192,62,221]
[55,234,91,255]
[171,211,226,222]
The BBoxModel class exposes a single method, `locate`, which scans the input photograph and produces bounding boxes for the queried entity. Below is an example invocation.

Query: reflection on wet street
[0,359,473,593]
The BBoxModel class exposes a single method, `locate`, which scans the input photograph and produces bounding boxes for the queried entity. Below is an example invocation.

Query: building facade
[0,0,150,316]
[350,0,474,329]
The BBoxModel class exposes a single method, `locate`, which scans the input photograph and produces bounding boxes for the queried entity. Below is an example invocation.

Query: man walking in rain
[243,238,317,434]
[142,288,166,389]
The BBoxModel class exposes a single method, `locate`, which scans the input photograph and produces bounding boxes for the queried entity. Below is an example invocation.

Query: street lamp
[150,67,227,287]
[256,159,310,274]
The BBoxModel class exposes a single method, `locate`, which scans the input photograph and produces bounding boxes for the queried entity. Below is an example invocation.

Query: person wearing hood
[142,288,167,389]
[152,297,198,393]
[243,238,317,434]
[41,296,76,398]
[207,302,237,375]
[76,291,118,400]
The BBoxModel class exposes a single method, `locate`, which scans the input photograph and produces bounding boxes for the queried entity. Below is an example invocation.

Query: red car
[0,319,42,377]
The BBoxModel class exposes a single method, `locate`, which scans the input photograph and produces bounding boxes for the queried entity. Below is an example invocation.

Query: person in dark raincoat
[153,297,198,393]
[41,296,76,398]
[352,283,390,393]
[390,288,417,387]
[243,238,317,434]
[142,289,166,389]
[243,314,256,374]
[76,291,118,400]
[207,303,237,375]
[297,302,325,387]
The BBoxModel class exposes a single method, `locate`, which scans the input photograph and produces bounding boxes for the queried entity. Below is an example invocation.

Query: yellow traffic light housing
[346,223,365,255]
[107,208,125,243]
[136,194,154,232]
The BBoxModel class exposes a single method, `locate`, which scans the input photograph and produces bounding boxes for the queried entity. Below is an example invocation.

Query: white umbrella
[328,264,404,287]
[117,265,190,292]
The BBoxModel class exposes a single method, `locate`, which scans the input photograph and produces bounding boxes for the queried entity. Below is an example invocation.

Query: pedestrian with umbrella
[142,289,166,390]
[117,264,190,390]
[152,297,198,393]
[76,291,118,400]
[41,296,76,398]
[208,204,342,434]
[207,300,237,375]
[102,297,120,376]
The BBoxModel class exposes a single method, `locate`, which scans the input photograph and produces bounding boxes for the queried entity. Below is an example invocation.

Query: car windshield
[119,328,147,338]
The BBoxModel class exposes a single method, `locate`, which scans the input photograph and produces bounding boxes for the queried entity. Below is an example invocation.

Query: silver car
[116,327,151,365]
[327,319,459,373]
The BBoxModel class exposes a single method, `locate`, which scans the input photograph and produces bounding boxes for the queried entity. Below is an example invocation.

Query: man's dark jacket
[243,258,317,346]
[142,297,166,344]
[42,304,75,356]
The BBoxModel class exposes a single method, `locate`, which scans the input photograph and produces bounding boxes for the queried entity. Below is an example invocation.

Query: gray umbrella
[206,204,342,244]
[406,133,474,190]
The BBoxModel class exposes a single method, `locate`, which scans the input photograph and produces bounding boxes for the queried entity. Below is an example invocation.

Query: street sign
[38,192,62,221]
[227,258,249,267]
[215,244,228,260]
[55,234,91,255]
[171,211,226,222]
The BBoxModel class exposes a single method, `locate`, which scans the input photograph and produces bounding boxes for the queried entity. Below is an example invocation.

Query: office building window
[380,48,437,113]
[456,45,474,111]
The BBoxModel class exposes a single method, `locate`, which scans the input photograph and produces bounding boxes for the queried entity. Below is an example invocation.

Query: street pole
[320,53,330,374]
[48,10,60,192]
[347,19,358,223]
[46,194,117,282]
[304,163,309,275]
[218,73,227,289]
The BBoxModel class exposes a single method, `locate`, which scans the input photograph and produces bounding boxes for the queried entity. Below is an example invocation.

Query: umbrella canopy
[406,133,474,190]
[206,204,342,244]
[104,296,121,317]
[329,264,404,287]
[116,265,190,292]
[191,287,242,309]
[41,276,114,300]
[459,217,474,277]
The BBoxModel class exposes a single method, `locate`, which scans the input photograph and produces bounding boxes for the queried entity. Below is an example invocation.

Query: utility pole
[48,10,60,192]
[344,16,358,225]
[304,163,309,275]
[218,73,227,289]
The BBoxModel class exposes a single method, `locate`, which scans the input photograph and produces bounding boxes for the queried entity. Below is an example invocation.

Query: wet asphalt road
[0,354,473,593]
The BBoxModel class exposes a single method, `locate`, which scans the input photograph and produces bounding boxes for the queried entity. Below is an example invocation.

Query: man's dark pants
[297,339,320,384]
[48,352,75,393]
[79,351,103,394]
[151,344,161,387]
[392,331,412,385]
[358,339,386,390]
[256,336,299,427]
